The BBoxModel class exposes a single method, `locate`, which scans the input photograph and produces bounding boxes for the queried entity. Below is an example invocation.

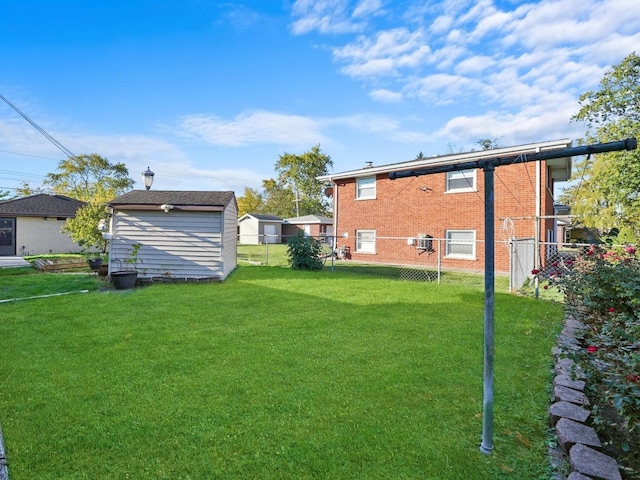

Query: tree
[44,153,133,201]
[46,154,135,252]
[237,187,264,217]
[0,190,10,200]
[563,52,640,241]
[15,181,46,196]
[275,145,333,216]
[476,138,502,150]
[262,179,297,219]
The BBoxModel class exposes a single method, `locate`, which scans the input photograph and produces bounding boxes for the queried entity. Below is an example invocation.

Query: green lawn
[0,265,563,479]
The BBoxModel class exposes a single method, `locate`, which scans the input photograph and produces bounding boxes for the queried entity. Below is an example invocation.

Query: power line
[0,93,75,158]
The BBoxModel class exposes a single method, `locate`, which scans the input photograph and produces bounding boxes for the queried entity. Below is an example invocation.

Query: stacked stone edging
[0,419,8,480]
[550,315,623,480]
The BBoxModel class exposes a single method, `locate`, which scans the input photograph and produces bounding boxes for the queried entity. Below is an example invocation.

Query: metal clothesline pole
[389,137,637,455]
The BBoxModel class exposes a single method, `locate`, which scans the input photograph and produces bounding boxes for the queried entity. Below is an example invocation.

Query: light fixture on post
[141,167,155,190]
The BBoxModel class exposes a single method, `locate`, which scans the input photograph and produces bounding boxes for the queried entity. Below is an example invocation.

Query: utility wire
[0,93,75,158]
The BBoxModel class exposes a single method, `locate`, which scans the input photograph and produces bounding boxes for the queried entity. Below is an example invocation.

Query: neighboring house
[106,190,237,281]
[318,139,573,274]
[238,213,283,244]
[0,193,85,256]
[283,215,333,243]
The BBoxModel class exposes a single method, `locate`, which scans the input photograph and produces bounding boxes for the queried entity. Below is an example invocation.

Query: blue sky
[1,0,638,196]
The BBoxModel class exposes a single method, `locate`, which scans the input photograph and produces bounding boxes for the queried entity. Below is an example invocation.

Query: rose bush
[553,244,640,475]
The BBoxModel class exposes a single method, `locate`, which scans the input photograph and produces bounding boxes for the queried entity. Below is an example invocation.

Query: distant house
[237,213,283,244]
[0,194,85,256]
[283,215,333,243]
[106,190,237,281]
[318,139,573,274]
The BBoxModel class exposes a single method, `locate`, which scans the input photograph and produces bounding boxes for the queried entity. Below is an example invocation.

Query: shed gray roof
[249,214,283,221]
[0,194,84,218]
[284,215,333,224]
[109,190,236,207]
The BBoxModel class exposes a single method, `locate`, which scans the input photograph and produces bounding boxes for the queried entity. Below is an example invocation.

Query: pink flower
[586,346,598,353]
[625,246,636,255]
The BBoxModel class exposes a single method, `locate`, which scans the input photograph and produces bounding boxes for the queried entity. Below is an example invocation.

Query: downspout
[534,162,541,298]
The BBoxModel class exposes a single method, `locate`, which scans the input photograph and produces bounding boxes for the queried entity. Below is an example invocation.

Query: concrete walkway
[0,256,31,268]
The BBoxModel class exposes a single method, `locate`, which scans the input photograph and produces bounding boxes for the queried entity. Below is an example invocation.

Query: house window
[445,230,476,259]
[356,176,376,199]
[446,169,476,192]
[356,230,376,253]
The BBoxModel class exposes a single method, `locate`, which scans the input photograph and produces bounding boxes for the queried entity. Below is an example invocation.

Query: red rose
[531,269,540,275]
[586,346,598,353]
[543,285,549,290]
[608,307,615,313]
[627,374,640,383]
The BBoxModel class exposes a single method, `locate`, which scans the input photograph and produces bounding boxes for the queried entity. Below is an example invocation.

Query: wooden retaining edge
[33,259,87,272]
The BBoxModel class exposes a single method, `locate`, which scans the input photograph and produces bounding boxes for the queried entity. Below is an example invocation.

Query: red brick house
[318,139,572,274]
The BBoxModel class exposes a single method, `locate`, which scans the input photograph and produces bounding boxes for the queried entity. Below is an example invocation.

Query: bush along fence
[547,244,639,480]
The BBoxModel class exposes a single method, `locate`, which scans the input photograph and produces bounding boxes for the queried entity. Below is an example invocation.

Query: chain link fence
[239,233,634,297]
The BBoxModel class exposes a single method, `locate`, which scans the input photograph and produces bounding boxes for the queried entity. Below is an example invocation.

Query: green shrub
[286,232,323,270]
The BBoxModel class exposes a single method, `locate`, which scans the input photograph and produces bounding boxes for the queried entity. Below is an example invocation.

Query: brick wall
[333,162,555,273]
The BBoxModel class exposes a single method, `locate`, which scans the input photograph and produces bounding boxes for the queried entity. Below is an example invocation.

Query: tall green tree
[262,179,296,219]
[46,154,135,252]
[562,52,640,241]
[237,187,265,217]
[44,153,134,201]
[275,144,333,216]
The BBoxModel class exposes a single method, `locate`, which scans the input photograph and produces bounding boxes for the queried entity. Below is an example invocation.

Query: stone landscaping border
[0,419,8,480]
[550,315,624,480]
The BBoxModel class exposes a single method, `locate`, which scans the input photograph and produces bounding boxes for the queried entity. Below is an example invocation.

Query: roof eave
[318,139,573,182]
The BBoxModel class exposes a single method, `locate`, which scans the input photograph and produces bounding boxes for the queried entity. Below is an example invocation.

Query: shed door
[264,224,276,244]
[0,218,16,256]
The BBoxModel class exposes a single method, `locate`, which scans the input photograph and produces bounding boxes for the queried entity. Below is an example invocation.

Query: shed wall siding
[222,202,238,278]
[16,217,83,255]
[238,217,260,244]
[110,210,226,279]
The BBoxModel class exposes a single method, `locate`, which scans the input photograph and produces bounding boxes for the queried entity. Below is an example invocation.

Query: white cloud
[333,28,431,77]
[369,89,404,103]
[352,0,384,19]
[290,0,365,34]
[176,111,328,147]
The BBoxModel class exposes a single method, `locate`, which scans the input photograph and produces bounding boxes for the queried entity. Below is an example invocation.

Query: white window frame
[445,230,476,259]
[356,176,376,200]
[446,169,476,193]
[356,229,376,254]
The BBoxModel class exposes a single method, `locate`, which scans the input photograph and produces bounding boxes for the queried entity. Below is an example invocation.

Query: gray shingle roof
[108,190,236,207]
[250,214,282,221]
[0,194,84,217]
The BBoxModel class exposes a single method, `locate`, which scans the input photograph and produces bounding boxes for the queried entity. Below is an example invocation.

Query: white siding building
[0,194,85,256]
[107,190,237,281]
